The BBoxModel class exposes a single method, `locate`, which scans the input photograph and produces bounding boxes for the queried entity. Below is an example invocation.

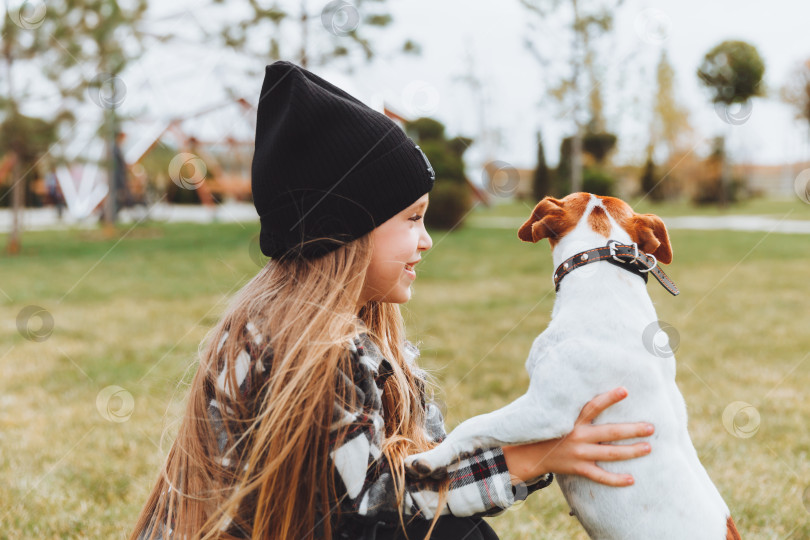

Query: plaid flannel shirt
[139,320,552,538]
[331,332,553,524]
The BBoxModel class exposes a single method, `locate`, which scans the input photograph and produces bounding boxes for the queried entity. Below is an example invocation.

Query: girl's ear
[518,197,565,243]
[631,213,673,264]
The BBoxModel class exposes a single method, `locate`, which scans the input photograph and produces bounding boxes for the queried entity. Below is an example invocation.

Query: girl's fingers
[577,387,628,424]
[577,464,635,487]
[579,442,652,462]
[583,422,655,443]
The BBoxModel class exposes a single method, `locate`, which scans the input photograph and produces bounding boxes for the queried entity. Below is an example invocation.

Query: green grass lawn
[1,210,808,538]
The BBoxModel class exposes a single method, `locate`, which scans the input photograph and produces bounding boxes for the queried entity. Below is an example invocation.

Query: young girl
[131,61,654,540]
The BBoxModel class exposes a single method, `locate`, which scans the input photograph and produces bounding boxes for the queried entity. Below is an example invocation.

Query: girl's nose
[419,228,433,251]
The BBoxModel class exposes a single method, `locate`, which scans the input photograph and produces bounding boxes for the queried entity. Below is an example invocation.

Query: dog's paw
[405,454,448,480]
[456,449,476,462]
[404,456,431,478]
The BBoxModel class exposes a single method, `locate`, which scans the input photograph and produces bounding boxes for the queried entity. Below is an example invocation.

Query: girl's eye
[409,214,423,222]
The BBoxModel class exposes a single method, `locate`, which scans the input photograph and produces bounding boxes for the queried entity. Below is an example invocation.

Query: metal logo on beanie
[251,61,436,260]
[415,145,435,181]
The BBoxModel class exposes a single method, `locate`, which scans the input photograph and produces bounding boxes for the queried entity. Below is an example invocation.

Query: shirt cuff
[442,446,515,516]
[516,472,554,500]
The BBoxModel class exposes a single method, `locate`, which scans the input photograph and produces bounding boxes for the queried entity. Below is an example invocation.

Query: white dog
[405,193,740,540]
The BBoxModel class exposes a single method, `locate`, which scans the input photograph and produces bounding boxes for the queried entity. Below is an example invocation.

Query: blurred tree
[581,166,615,196]
[697,40,765,206]
[697,41,766,105]
[582,131,617,196]
[38,0,150,229]
[447,136,475,158]
[645,49,693,200]
[405,117,473,230]
[556,136,572,196]
[0,0,152,255]
[406,120,468,179]
[0,1,49,254]
[407,117,446,142]
[556,131,617,196]
[521,0,623,193]
[639,145,664,202]
[781,59,810,147]
[582,131,616,163]
[532,131,550,201]
[210,0,418,73]
[691,136,746,205]
[0,105,59,254]
[454,45,497,169]
[653,50,693,155]
[0,107,58,205]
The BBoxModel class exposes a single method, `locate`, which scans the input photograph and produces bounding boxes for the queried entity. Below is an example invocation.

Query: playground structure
[0,96,259,217]
[128,96,258,207]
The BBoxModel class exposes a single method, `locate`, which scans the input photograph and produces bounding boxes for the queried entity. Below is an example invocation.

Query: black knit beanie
[251,61,436,259]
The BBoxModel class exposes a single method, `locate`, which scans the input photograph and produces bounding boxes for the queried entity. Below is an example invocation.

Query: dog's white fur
[405,195,733,539]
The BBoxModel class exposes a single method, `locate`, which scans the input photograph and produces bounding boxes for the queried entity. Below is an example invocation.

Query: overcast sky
[31,0,810,177]
[338,0,810,170]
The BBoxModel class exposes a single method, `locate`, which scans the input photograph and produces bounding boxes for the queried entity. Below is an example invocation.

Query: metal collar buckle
[609,241,639,264]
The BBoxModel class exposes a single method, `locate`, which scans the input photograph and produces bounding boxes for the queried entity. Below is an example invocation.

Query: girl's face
[359,193,432,307]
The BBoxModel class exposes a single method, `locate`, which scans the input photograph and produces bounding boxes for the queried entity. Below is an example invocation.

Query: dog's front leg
[405,394,549,478]
[406,342,592,478]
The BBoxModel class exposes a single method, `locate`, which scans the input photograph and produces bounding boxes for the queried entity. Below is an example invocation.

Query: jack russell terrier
[405,193,740,539]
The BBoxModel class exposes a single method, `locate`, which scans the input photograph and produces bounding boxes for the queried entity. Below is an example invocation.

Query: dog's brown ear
[631,213,672,264]
[518,197,565,243]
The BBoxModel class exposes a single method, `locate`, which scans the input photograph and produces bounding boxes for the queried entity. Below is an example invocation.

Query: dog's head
[518,192,672,264]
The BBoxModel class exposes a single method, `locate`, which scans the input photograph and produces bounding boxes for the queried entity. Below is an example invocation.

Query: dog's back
[546,330,731,539]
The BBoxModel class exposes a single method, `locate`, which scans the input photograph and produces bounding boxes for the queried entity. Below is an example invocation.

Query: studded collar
[553,239,679,296]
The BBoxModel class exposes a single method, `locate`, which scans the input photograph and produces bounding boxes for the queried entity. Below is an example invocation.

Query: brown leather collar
[553,240,679,296]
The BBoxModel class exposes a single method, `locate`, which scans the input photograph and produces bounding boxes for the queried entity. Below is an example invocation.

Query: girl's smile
[403,258,420,280]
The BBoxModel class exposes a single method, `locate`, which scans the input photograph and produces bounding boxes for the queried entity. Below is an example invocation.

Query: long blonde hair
[131,233,446,539]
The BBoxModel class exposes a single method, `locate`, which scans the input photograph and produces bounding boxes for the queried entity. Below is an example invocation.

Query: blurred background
[2,0,810,236]
[1,0,809,538]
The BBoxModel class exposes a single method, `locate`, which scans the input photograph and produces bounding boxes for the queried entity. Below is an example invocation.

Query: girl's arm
[330,337,551,521]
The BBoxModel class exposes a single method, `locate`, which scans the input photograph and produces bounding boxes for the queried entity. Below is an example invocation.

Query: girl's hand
[502,387,654,487]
